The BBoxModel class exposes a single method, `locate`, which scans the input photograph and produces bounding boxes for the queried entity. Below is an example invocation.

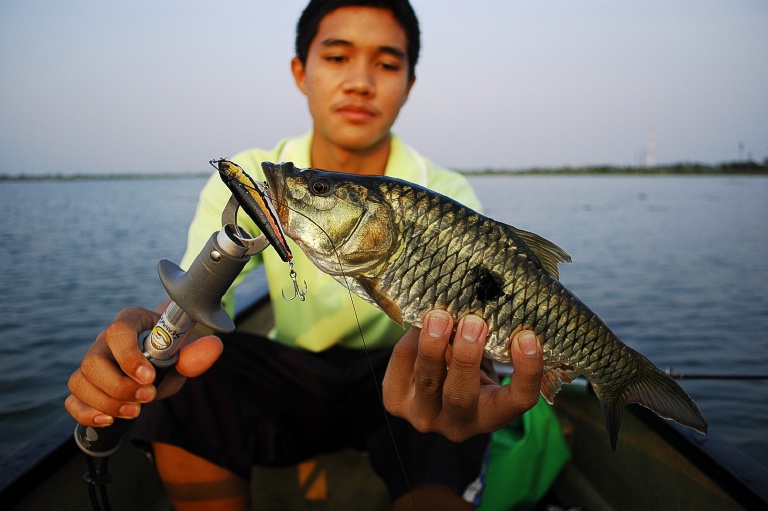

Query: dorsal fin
[357,276,404,328]
[513,228,572,279]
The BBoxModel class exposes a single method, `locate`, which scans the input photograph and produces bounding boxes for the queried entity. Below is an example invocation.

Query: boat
[2,279,768,511]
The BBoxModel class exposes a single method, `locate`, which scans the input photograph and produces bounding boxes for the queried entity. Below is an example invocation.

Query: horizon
[2,160,765,181]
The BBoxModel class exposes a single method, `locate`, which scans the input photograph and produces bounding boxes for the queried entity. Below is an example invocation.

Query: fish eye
[309,177,332,196]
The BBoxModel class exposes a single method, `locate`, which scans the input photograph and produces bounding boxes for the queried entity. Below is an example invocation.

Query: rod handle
[74,363,173,457]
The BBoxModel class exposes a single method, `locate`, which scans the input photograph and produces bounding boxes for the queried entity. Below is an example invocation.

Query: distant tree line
[0,172,211,182]
[1,161,766,181]
[463,160,768,176]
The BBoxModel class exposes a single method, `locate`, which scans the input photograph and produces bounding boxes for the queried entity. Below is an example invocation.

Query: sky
[1,0,766,175]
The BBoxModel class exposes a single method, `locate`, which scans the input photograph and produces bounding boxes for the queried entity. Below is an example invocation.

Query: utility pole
[645,127,656,168]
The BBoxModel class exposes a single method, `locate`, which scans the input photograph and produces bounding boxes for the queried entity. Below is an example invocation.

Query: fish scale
[379,178,661,405]
[261,161,707,450]
[384,181,639,406]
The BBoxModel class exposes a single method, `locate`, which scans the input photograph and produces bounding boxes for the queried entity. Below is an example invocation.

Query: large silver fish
[260,161,707,449]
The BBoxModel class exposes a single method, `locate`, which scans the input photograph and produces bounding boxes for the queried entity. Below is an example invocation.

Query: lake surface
[1,174,766,469]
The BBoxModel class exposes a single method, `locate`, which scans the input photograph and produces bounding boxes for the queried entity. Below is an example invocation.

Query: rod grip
[74,363,173,457]
[73,227,249,457]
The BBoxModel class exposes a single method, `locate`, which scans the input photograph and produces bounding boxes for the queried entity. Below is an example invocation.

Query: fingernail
[135,386,155,403]
[118,403,140,418]
[460,315,484,343]
[136,365,154,384]
[518,331,539,355]
[427,310,450,338]
[94,415,114,426]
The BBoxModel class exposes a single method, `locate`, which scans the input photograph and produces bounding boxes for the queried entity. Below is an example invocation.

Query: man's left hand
[383,310,544,442]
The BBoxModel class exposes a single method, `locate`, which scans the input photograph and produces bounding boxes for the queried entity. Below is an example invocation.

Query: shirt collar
[279,132,428,186]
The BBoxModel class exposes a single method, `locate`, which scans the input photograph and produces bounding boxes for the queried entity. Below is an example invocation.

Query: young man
[66,1,545,509]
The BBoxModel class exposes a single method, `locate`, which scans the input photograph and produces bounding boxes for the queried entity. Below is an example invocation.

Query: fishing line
[271,196,419,510]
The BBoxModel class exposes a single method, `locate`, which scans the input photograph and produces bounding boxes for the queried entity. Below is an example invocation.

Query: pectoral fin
[540,364,580,404]
[357,276,404,328]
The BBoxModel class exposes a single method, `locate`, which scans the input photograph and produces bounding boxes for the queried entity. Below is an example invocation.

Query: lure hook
[282,262,308,301]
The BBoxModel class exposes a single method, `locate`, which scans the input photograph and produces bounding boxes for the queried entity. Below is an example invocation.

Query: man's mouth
[336,104,376,122]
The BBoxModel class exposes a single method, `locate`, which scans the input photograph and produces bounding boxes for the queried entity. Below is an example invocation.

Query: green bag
[478,386,571,511]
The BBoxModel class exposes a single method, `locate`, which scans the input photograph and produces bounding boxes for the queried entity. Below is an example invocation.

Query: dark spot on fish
[474,267,504,302]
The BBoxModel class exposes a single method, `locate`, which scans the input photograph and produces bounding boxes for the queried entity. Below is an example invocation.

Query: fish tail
[598,357,708,451]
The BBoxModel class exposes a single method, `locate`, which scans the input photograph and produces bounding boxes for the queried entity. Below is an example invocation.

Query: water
[471,174,768,467]
[1,175,766,469]
[0,178,205,460]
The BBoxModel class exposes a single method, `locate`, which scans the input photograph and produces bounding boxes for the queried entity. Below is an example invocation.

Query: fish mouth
[260,161,282,195]
[261,162,292,222]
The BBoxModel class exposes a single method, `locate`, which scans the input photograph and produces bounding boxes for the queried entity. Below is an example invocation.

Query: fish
[260,161,708,449]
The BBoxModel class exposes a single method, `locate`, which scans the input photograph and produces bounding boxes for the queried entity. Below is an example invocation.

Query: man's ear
[403,75,416,105]
[291,56,307,95]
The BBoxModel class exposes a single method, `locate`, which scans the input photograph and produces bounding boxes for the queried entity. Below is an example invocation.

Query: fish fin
[513,228,571,279]
[540,365,580,404]
[357,276,404,328]
[596,357,708,451]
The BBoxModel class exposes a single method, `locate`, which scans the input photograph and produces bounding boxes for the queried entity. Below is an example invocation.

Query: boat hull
[3,281,767,510]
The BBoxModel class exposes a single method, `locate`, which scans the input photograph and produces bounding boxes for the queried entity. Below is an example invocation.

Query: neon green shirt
[180,132,481,351]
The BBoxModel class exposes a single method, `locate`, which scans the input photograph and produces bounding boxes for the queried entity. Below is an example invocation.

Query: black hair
[295,0,420,80]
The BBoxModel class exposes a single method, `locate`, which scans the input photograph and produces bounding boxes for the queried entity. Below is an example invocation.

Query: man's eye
[379,61,401,71]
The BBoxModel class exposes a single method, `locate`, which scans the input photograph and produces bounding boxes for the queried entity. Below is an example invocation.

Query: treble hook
[282,262,308,301]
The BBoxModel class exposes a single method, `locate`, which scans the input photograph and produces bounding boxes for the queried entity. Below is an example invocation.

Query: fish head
[261,162,398,276]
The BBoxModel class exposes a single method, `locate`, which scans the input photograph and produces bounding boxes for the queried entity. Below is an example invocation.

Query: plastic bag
[478,386,570,511]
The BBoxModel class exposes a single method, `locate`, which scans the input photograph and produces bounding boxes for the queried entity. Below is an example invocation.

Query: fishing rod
[75,196,268,511]
[493,364,768,381]
[74,196,265,459]
[665,368,768,381]
[75,161,302,511]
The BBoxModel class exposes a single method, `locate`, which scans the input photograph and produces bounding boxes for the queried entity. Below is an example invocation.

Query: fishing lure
[211,158,307,301]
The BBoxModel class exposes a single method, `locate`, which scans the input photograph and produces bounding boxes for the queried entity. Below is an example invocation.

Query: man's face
[292,6,414,155]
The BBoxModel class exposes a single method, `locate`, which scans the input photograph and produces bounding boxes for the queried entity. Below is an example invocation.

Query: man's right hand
[65,307,223,427]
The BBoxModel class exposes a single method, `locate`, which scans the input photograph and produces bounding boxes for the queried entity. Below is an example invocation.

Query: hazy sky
[1,0,766,175]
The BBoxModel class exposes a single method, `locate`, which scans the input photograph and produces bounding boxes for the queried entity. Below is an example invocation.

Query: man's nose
[343,62,374,95]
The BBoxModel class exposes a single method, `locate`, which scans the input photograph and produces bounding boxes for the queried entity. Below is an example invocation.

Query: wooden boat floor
[550,386,752,511]
[6,386,764,511]
[8,286,765,510]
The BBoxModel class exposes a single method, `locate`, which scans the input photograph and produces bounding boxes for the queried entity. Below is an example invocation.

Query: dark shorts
[133,332,490,501]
